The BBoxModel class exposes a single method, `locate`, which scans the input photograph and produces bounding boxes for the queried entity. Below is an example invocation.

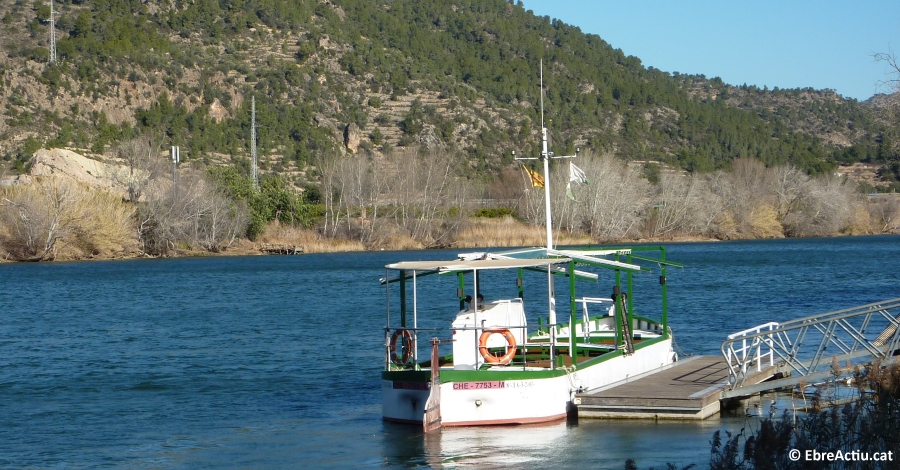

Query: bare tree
[107,135,165,202]
[337,151,388,243]
[0,176,134,260]
[770,164,808,220]
[318,148,472,247]
[706,158,780,238]
[869,194,900,233]
[316,152,342,238]
[522,152,648,242]
[784,174,858,237]
[317,151,389,244]
[649,172,709,238]
[138,169,248,254]
[387,149,462,246]
[575,152,648,241]
[0,177,79,260]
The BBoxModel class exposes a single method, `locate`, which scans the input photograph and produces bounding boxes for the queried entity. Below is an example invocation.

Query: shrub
[0,177,134,260]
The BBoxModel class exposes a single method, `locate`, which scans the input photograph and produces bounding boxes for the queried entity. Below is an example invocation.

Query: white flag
[569,163,588,184]
[567,163,588,201]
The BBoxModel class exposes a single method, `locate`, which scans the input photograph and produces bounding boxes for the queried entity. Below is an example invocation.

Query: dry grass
[372,234,425,251]
[453,216,592,248]
[747,204,784,239]
[62,182,137,259]
[259,221,366,253]
[0,177,137,261]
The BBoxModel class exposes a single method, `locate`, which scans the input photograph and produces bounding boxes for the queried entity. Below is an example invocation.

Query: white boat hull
[383,338,674,426]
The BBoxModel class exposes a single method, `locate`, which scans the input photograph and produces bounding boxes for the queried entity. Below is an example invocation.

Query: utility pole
[48,0,56,64]
[171,145,180,201]
[251,96,258,191]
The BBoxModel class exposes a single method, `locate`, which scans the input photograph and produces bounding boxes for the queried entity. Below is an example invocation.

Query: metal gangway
[720,298,900,399]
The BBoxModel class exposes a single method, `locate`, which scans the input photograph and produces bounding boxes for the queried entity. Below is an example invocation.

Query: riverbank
[0,216,709,263]
[12,215,896,264]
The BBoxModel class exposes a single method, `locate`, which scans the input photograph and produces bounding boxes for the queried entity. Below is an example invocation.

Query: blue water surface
[0,235,897,468]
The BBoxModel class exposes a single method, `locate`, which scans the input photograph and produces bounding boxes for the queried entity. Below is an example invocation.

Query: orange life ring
[390,329,414,366]
[478,329,517,365]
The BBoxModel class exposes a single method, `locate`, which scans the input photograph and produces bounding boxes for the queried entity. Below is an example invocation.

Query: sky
[522,0,899,101]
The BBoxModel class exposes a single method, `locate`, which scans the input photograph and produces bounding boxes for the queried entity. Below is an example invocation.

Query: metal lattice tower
[251,96,258,190]
[48,0,57,64]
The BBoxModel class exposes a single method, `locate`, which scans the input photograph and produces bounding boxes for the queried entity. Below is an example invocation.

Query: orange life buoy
[390,329,414,366]
[478,329,517,365]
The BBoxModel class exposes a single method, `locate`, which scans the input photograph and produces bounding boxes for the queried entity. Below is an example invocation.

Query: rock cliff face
[27,149,125,197]
[344,123,361,153]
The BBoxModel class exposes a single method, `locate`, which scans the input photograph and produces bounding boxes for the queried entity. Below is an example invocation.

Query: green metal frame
[384,245,678,371]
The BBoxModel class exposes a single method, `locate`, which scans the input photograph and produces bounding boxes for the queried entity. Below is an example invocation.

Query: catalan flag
[522,165,544,188]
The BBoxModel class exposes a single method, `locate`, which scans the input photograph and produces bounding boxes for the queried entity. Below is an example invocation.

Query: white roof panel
[386,258,570,272]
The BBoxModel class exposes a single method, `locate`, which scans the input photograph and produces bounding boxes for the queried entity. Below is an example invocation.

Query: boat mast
[540,64,553,250]
[539,61,558,363]
[514,60,579,366]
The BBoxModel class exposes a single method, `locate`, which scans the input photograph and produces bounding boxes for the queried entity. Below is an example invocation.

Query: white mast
[540,63,552,250]
[524,60,579,362]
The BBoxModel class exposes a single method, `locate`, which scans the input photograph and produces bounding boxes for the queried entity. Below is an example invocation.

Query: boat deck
[575,356,774,420]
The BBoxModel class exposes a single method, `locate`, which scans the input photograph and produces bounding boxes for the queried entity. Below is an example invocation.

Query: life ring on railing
[479,329,517,365]
[390,329,414,366]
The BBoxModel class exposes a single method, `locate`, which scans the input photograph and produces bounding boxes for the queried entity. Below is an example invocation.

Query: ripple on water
[0,237,897,467]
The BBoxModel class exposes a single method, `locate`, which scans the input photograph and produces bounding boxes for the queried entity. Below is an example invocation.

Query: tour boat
[381,66,679,430]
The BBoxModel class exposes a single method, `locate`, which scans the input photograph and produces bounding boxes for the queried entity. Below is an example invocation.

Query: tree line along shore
[0,142,898,263]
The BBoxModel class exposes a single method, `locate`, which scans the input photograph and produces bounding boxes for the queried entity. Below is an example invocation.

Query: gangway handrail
[721,297,900,392]
[727,322,780,340]
[723,321,778,381]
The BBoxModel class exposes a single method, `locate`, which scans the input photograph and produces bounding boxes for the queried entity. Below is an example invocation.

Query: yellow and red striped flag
[522,165,544,188]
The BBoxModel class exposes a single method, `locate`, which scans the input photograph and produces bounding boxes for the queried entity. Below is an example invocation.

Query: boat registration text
[452,380,534,390]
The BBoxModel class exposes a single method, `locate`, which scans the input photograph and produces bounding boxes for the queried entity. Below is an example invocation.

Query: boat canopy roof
[385,257,570,273]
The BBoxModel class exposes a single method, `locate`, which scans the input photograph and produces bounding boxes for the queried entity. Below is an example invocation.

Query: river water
[1,235,897,468]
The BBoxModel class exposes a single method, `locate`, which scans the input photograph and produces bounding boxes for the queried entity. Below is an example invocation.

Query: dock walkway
[575,356,770,420]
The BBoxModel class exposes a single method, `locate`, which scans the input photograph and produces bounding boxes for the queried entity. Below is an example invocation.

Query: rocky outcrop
[344,123,361,153]
[27,149,125,197]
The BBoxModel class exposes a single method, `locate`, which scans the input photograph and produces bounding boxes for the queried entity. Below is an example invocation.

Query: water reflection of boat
[380,66,680,430]
[423,421,570,468]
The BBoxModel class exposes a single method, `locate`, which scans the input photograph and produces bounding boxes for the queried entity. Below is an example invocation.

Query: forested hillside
[0,0,894,179]
[1,0,898,261]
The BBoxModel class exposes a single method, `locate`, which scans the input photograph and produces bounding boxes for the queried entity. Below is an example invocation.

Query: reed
[0,177,135,261]
[453,216,592,248]
[259,221,366,253]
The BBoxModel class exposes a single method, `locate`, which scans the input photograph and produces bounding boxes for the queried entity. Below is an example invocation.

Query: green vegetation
[2,0,895,180]
[208,167,320,240]
[0,0,898,260]
[474,207,516,218]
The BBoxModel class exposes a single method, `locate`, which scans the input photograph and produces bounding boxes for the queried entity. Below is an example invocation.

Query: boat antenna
[540,60,545,130]
[539,61,552,250]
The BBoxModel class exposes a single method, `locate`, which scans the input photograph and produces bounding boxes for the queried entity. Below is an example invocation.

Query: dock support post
[569,259,577,363]
[660,247,668,335]
[399,270,407,328]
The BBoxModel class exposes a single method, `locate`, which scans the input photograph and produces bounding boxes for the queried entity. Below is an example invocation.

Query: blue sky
[522,1,899,101]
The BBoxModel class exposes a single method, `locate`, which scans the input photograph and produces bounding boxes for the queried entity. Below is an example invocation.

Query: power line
[48,0,56,64]
[251,96,258,191]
